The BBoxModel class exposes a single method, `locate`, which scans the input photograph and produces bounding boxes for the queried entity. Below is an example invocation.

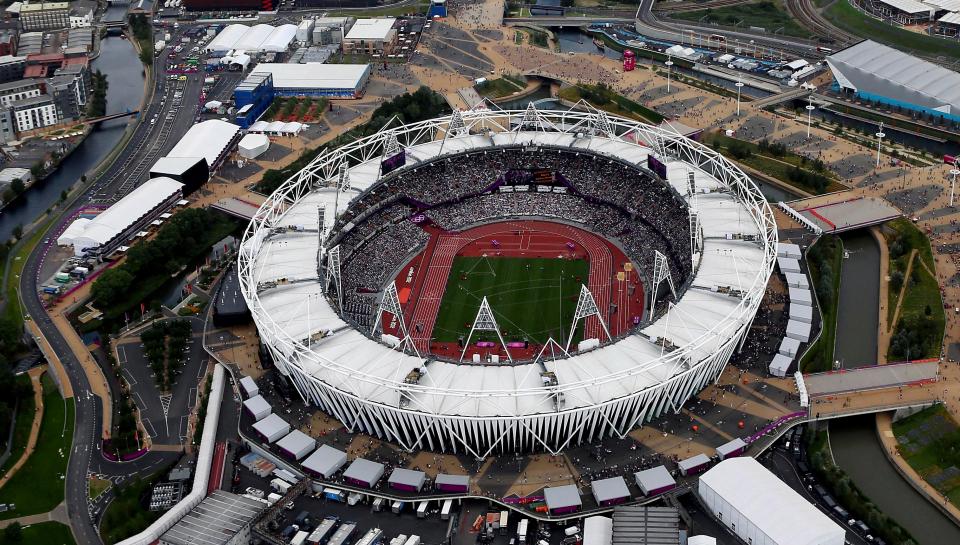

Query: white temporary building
[252,413,290,443]
[789,287,812,306]
[583,516,613,545]
[243,395,272,421]
[248,63,370,96]
[778,337,801,358]
[56,177,184,256]
[239,376,259,398]
[238,133,270,159]
[776,242,802,259]
[790,304,813,324]
[699,457,845,545]
[167,120,240,169]
[688,537,717,545]
[248,120,305,136]
[786,319,812,343]
[777,257,801,274]
[784,272,809,289]
[769,353,792,377]
[301,444,347,478]
[205,24,297,54]
[276,429,316,460]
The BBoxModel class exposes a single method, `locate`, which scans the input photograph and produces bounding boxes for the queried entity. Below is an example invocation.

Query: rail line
[785,0,859,46]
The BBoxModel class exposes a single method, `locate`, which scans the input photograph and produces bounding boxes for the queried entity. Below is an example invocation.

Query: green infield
[431,256,590,346]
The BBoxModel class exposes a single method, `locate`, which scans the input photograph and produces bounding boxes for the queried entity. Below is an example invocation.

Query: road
[17,22,221,545]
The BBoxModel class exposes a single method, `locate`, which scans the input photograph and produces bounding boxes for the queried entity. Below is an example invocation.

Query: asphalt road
[18,23,214,545]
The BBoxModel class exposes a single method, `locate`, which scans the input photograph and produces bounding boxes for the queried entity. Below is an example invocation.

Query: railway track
[786,0,859,47]
[653,0,754,12]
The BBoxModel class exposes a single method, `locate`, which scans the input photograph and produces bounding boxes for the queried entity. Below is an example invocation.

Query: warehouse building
[19,2,70,31]
[343,18,397,55]
[872,0,936,24]
[205,24,297,56]
[159,490,264,545]
[243,63,370,98]
[162,119,241,177]
[56,177,184,258]
[827,40,960,123]
[698,457,845,545]
[233,72,274,128]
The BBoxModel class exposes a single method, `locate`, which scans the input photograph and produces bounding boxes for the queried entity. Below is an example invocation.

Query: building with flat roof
[543,484,582,515]
[19,2,70,30]
[699,457,845,545]
[611,505,680,545]
[275,429,315,460]
[233,72,273,128]
[827,40,960,123]
[343,458,384,488]
[245,63,369,98]
[159,490,264,545]
[343,18,396,55]
[165,119,240,174]
[205,24,296,56]
[0,79,42,107]
[301,444,347,478]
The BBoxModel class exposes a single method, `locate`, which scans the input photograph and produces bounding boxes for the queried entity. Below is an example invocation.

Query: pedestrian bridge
[799,360,941,420]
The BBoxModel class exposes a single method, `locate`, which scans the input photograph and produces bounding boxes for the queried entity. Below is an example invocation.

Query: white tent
[204,100,223,111]
[238,133,270,159]
[167,120,240,168]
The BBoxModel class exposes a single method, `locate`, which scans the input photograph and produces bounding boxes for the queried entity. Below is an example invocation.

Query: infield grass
[432,256,590,346]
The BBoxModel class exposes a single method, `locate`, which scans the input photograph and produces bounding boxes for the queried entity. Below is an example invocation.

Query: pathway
[0,367,45,489]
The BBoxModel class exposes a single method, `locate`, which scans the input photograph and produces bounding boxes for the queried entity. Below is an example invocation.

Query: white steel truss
[372,282,419,356]
[589,110,614,137]
[382,130,401,161]
[237,109,778,457]
[534,338,569,364]
[566,285,611,351]
[325,245,342,310]
[460,297,513,362]
[649,250,677,319]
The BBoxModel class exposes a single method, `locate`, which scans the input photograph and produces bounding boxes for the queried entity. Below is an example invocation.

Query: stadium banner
[647,155,668,179]
[381,150,407,175]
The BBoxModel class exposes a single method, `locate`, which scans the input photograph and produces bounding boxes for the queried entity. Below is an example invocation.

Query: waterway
[0,37,146,242]
[826,228,960,544]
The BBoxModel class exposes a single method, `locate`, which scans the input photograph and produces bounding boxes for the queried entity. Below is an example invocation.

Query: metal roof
[544,484,582,510]
[827,40,960,115]
[160,490,264,545]
[699,458,844,545]
[275,429,316,460]
[715,437,746,457]
[167,120,239,168]
[940,11,960,23]
[151,156,206,176]
[242,394,271,418]
[875,0,933,13]
[249,63,368,90]
[388,468,426,489]
[251,413,290,443]
[677,453,710,471]
[435,473,470,487]
[591,476,631,503]
[345,18,395,41]
[343,458,384,484]
[611,505,679,545]
[301,444,347,477]
[633,466,675,494]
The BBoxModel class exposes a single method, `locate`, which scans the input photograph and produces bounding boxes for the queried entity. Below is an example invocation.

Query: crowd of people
[329,146,694,326]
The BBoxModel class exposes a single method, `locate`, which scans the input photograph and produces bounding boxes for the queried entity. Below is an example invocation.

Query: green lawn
[432,256,590,346]
[0,374,74,519]
[800,235,843,372]
[100,474,165,544]
[826,0,960,60]
[0,522,75,545]
[670,1,810,38]
[0,375,36,475]
[893,404,960,510]
[475,77,525,99]
[558,84,664,124]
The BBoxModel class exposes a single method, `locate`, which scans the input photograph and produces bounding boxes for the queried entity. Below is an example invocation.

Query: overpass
[800,360,941,420]
[209,196,266,221]
[504,16,634,27]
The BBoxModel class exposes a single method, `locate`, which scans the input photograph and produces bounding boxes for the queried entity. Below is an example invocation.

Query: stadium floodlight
[649,250,677,319]
[447,108,466,137]
[589,110,614,138]
[460,296,512,362]
[689,208,701,258]
[518,102,538,131]
[566,285,611,352]
[324,245,342,310]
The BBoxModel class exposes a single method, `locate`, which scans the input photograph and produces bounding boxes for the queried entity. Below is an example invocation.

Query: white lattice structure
[238,109,777,458]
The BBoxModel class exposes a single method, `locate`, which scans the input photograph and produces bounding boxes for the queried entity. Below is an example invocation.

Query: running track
[402,220,632,354]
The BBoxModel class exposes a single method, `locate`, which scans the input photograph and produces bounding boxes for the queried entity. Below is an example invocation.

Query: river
[0,37,146,242]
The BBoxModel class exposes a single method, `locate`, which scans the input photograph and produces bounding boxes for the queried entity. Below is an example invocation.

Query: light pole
[950,168,960,207]
[735,76,744,116]
[665,56,674,93]
[805,95,816,138]
[875,121,885,168]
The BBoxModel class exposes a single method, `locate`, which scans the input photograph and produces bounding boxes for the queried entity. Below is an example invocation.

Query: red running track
[207,441,226,495]
[389,220,644,358]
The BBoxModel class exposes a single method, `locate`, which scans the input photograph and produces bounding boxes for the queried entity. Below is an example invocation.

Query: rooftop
[344,18,395,41]
[248,64,369,90]
[159,490,264,545]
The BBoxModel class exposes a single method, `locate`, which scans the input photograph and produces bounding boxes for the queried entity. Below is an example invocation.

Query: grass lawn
[89,476,110,500]
[800,235,843,372]
[432,256,589,346]
[893,404,960,509]
[885,218,945,360]
[475,77,525,99]
[326,0,429,16]
[826,0,960,60]
[558,85,664,124]
[0,375,36,475]
[0,374,74,519]
[670,1,810,38]
[100,474,165,544]
[0,522,75,545]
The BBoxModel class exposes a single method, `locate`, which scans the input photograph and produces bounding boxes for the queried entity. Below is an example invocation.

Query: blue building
[233,72,274,129]
[427,0,447,18]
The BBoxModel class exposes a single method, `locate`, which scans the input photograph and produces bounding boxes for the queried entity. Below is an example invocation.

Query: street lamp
[950,168,960,207]
[805,95,816,138]
[665,56,674,93]
[875,122,886,168]
[735,76,744,116]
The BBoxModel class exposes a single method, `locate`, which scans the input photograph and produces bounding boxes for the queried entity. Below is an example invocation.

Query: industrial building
[163,119,241,175]
[827,40,960,123]
[242,63,370,98]
[699,457,845,545]
[159,490,264,545]
[19,2,70,31]
[233,72,274,128]
[343,18,397,55]
[56,177,185,258]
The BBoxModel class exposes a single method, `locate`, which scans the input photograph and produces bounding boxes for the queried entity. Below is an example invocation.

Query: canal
[0,36,146,242]
[827,229,960,544]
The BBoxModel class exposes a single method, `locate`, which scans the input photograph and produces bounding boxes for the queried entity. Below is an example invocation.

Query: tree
[91,268,135,307]
[10,178,24,195]
[12,225,22,240]
[2,522,23,543]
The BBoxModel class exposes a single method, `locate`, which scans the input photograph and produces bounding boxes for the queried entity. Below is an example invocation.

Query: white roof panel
[167,120,239,167]
[345,18,396,40]
[250,63,368,91]
[68,177,183,249]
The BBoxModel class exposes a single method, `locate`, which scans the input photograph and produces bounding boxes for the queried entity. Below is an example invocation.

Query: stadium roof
[160,491,264,545]
[56,177,183,252]
[827,40,960,116]
[250,64,369,91]
[345,18,396,41]
[301,444,347,478]
[167,120,240,168]
[205,24,297,53]
[874,0,933,13]
[699,457,845,545]
[245,128,772,416]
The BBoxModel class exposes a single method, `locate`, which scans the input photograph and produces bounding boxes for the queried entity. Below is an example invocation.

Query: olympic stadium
[238,106,777,459]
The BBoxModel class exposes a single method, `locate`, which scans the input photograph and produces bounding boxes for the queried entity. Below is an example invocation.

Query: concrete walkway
[0,502,70,529]
[0,367,45,489]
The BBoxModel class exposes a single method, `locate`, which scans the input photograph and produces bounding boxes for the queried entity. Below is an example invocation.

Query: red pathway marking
[207,441,226,495]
